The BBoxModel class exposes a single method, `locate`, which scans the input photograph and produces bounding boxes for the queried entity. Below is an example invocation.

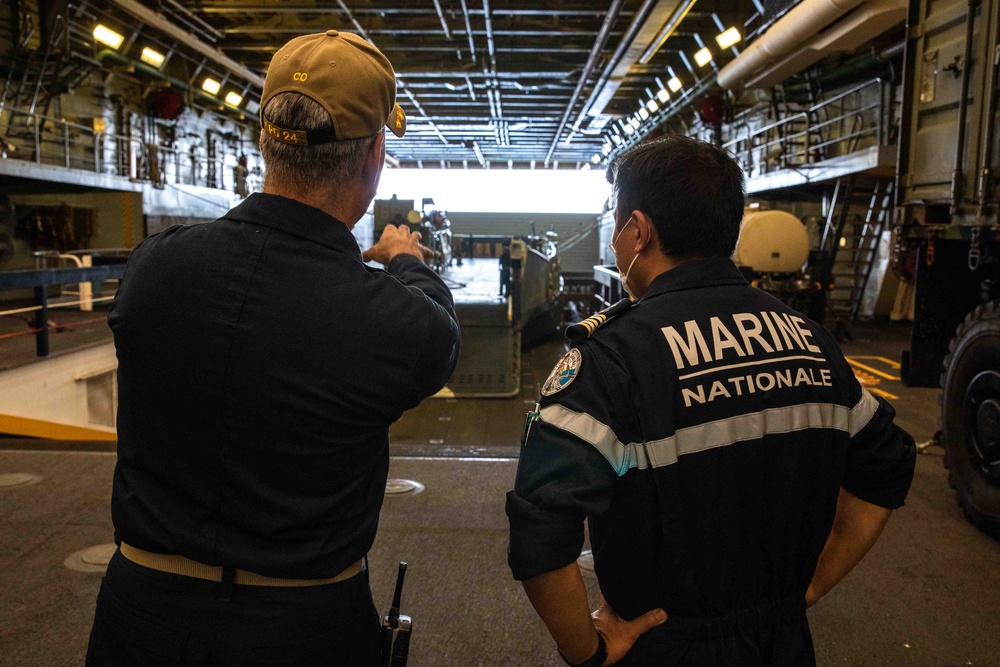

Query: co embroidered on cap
[541,349,582,396]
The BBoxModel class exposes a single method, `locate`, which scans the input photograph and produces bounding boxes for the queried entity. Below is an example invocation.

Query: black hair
[607,135,745,259]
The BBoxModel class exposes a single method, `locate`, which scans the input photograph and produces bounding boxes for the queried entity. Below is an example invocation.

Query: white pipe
[717,0,866,90]
[743,0,906,89]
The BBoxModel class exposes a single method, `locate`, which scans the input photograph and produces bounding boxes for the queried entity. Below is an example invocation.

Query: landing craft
[374,196,565,397]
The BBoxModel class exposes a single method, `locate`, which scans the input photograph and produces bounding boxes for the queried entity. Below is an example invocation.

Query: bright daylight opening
[376,168,612,214]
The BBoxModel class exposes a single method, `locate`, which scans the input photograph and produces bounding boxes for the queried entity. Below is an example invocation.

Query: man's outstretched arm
[806,487,892,607]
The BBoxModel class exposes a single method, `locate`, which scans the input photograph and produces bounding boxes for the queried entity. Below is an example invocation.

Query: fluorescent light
[202,78,221,95]
[611,134,622,145]
[624,124,635,135]
[140,47,165,68]
[225,91,243,107]
[656,88,670,103]
[694,47,713,67]
[591,154,601,164]
[646,99,659,113]
[638,107,650,121]
[716,27,741,49]
[602,143,612,155]
[93,24,124,50]
[629,117,640,129]
[668,77,683,92]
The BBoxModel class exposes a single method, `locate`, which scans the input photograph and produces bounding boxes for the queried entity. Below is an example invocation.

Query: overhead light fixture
[93,24,124,50]
[591,154,601,164]
[245,99,260,114]
[224,91,243,107]
[646,99,659,113]
[602,143,612,155]
[629,117,641,129]
[611,134,623,145]
[638,107,650,121]
[139,47,165,68]
[657,89,670,103]
[716,27,741,49]
[694,48,713,67]
[582,163,592,171]
[624,124,635,135]
[668,77,683,92]
[202,77,221,95]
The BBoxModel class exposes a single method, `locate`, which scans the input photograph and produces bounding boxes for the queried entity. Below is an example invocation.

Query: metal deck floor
[1,322,999,666]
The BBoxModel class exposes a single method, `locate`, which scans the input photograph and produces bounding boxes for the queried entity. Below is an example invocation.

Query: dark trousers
[86,550,382,666]
[617,596,816,667]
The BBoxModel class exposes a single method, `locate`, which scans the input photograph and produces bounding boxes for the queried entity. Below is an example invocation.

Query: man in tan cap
[87,32,459,666]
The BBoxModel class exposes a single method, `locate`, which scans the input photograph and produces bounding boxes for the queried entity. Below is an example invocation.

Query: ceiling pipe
[458,0,478,64]
[544,0,628,166]
[163,0,224,42]
[570,0,660,133]
[108,0,264,88]
[334,0,369,40]
[638,0,700,64]
[716,0,866,89]
[482,0,498,72]
[112,0,264,89]
[431,0,453,40]
[398,83,450,145]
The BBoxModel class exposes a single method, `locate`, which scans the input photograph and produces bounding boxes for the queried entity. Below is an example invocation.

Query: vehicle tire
[941,301,1000,539]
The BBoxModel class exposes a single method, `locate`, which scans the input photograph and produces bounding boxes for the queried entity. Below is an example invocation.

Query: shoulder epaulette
[565,298,634,343]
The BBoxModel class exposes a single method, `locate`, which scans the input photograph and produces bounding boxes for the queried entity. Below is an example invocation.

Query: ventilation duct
[717,0,868,90]
[743,0,907,88]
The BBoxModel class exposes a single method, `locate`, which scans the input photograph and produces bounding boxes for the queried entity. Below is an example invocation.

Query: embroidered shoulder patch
[541,348,582,396]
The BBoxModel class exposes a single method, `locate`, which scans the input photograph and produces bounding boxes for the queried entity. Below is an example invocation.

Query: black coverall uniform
[88,193,460,666]
[507,257,915,666]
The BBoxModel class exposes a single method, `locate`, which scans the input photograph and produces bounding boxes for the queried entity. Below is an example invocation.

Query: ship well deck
[0,305,998,665]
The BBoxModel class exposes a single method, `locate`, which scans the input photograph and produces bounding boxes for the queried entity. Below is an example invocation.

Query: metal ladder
[820,176,895,321]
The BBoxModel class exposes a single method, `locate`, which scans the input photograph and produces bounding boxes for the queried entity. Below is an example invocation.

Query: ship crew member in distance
[87,31,460,666]
[506,135,915,666]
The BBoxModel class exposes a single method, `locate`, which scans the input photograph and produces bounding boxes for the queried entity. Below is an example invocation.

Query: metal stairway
[820,176,895,321]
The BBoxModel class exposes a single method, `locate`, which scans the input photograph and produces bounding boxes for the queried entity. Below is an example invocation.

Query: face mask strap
[610,215,634,255]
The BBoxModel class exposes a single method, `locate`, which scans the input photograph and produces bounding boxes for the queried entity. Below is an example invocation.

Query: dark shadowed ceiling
[86,0,762,168]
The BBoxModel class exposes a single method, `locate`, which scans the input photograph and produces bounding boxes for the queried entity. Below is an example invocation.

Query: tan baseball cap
[260,30,406,146]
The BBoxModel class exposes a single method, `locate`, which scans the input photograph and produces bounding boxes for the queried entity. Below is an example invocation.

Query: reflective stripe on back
[539,390,878,476]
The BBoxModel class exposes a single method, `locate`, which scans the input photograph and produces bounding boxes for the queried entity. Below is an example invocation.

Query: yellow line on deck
[846,357,901,381]
[848,355,902,370]
[868,386,899,400]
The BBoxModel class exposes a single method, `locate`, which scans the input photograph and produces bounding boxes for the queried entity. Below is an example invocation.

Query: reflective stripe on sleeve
[538,401,858,475]
[848,388,880,437]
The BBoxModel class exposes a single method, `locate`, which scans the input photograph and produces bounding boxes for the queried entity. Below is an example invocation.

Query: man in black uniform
[87,32,460,666]
[506,136,915,666]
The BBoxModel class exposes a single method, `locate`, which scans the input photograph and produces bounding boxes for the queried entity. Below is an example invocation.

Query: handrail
[0,264,125,356]
[721,77,892,177]
[0,104,230,188]
[808,78,882,114]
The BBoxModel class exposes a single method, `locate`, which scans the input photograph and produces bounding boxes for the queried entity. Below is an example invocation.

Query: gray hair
[259,92,377,191]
